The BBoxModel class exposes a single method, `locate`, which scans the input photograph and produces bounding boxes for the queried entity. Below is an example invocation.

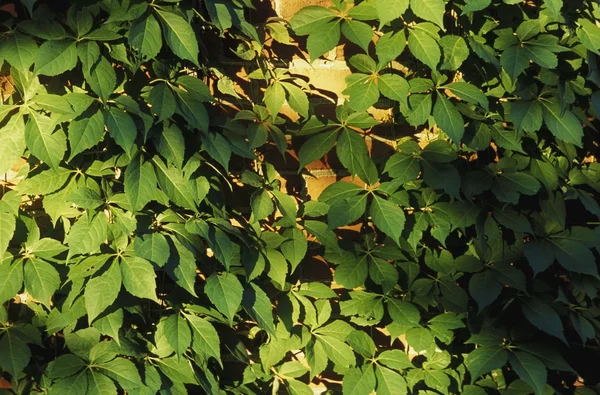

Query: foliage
[0,0,599,394]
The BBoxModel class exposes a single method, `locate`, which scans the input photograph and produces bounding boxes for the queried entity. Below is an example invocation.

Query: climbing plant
[0,0,599,394]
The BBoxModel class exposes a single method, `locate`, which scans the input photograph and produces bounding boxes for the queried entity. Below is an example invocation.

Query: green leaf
[369,257,399,293]
[383,152,421,183]
[286,379,314,395]
[408,26,441,70]
[0,259,23,304]
[0,212,16,262]
[250,189,274,221]
[577,19,600,55]
[316,335,356,367]
[410,0,445,30]
[185,314,223,366]
[376,31,406,64]
[469,270,502,312]
[1,33,38,72]
[307,20,341,60]
[271,189,298,227]
[202,132,231,170]
[0,116,26,174]
[319,181,363,205]
[509,351,547,395]
[0,331,30,378]
[290,6,337,35]
[153,158,198,211]
[148,83,176,121]
[120,256,158,302]
[440,35,469,70]
[97,357,143,389]
[134,232,170,268]
[387,299,420,327]
[378,349,413,370]
[524,241,555,276]
[152,125,185,171]
[466,347,509,383]
[242,283,275,335]
[370,195,405,245]
[281,227,307,273]
[377,0,409,27]
[34,39,78,76]
[18,167,72,196]
[124,155,157,212]
[405,327,435,353]
[378,74,410,106]
[433,94,465,142]
[67,188,103,210]
[281,82,309,118]
[341,19,373,52]
[336,128,375,182]
[524,45,557,69]
[67,213,108,257]
[84,261,122,324]
[23,258,59,307]
[376,366,408,395]
[25,111,66,169]
[327,194,368,229]
[501,45,529,81]
[463,0,491,12]
[298,130,338,169]
[164,314,191,359]
[521,298,567,343]
[204,272,243,325]
[444,82,488,110]
[342,365,376,395]
[334,256,368,288]
[85,57,116,102]
[156,10,199,65]
[265,82,286,118]
[104,108,137,158]
[67,109,105,161]
[551,239,598,277]
[344,73,380,111]
[540,101,583,147]
[93,309,123,344]
[175,91,209,132]
[129,12,162,59]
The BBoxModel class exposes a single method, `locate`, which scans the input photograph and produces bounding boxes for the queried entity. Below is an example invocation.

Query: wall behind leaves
[0,0,599,394]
